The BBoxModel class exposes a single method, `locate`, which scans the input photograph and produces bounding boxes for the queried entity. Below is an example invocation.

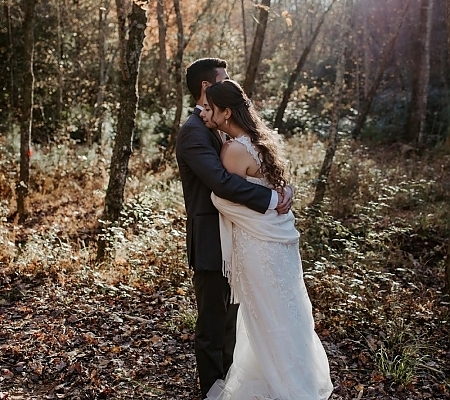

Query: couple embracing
[175,58,333,400]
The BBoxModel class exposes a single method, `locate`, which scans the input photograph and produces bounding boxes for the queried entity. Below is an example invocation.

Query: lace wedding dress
[208,136,333,400]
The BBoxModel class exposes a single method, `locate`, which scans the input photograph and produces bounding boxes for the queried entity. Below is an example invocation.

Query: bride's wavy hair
[205,79,287,189]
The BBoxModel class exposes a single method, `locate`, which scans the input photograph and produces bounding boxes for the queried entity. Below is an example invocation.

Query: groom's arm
[178,124,273,214]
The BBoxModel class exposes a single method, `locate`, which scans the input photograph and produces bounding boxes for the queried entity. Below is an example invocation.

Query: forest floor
[0,247,449,400]
[0,136,449,399]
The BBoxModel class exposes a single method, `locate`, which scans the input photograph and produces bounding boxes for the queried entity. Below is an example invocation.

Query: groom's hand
[276,185,294,214]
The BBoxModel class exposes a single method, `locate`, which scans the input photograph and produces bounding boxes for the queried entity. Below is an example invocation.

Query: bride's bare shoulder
[220,139,255,177]
[221,139,250,157]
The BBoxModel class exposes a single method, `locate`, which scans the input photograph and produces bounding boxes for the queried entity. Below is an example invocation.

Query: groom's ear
[201,80,211,93]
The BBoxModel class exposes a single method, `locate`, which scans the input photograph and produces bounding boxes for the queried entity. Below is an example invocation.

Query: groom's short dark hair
[186,58,227,101]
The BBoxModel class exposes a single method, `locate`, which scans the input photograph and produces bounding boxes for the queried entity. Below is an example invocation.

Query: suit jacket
[176,107,272,272]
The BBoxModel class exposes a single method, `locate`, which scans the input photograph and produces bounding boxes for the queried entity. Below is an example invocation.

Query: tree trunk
[97,1,146,260]
[156,0,168,107]
[447,0,450,292]
[165,0,184,157]
[241,0,248,67]
[363,7,370,99]
[17,0,36,223]
[311,0,349,206]
[273,1,335,131]
[92,0,110,146]
[351,0,412,139]
[243,0,270,98]
[446,240,450,294]
[5,0,18,114]
[406,0,433,145]
[355,52,361,113]
[447,0,450,142]
[417,0,433,145]
[448,0,450,68]
[55,0,63,126]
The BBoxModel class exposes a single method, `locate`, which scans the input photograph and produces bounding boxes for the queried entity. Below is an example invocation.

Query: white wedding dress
[207,136,333,400]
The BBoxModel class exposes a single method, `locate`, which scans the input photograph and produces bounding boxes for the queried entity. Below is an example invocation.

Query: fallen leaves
[2,369,14,379]
[0,272,200,399]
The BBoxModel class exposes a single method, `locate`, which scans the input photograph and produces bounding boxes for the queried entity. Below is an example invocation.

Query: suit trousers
[193,270,239,399]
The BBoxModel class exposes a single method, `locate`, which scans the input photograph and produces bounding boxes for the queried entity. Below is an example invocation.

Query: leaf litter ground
[1,221,448,399]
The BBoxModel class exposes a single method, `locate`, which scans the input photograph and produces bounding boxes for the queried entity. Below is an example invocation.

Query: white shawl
[211,193,300,303]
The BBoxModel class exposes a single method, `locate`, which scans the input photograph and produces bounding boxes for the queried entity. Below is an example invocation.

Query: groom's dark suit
[176,107,272,397]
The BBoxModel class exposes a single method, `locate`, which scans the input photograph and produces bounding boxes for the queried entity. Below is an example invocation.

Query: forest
[0,0,449,399]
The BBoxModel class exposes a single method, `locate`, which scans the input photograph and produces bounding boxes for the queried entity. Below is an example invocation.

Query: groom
[176,58,292,398]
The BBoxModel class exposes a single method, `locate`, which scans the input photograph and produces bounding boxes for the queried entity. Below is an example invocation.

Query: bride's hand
[276,185,294,214]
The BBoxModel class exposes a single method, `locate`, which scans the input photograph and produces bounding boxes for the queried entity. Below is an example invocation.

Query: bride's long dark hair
[205,79,287,189]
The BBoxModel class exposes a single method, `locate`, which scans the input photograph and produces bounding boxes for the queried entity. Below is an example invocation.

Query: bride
[199,79,333,400]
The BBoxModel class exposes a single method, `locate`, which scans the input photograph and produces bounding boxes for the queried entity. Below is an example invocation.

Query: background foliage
[0,0,449,399]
